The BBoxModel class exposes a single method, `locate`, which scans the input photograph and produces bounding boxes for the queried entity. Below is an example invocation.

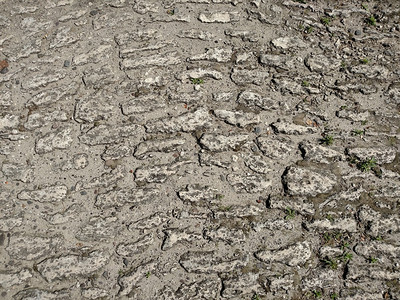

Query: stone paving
[0,0,400,299]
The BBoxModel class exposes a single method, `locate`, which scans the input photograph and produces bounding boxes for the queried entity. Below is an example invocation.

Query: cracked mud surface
[1,0,400,299]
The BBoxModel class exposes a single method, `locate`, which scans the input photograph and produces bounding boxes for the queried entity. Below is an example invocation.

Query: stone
[74,93,115,123]
[102,145,132,161]
[237,91,277,110]
[268,195,315,215]
[230,68,269,85]
[305,55,341,73]
[199,133,249,151]
[35,126,74,154]
[37,250,109,282]
[95,187,159,209]
[1,161,34,183]
[177,29,215,41]
[178,185,219,206]
[282,166,337,196]
[76,165,125,190]
[162,227,202,250]
[188,48,233,63]
[227,173,271,193]
[118,261,157,296]
[243,154,272,174]
[121,94,167,115]
[49,26,79,49]
[81,288,109,299]
[203,226,246,245]
[179,251,248,273]
[13,288,71,300]
[0,269,32,288]
[307,217,358,232]
[134,137,186,158]
[222,273,260,297]
[255,241,312,266]
[271,121,318,135]
[116,233,154,256]
[198,12,239,23]
[75,216,119,241]
[213,205,264,218]
[128,212,169,230]
[18,185,68,203]
[175,277,222,299]
[300,142,344,164]
[134,161,191,183]
[271,36,307,49]
[145,108,212,133]
[120,51,181,69]
[79,124,144,145]
[213,110,260,127]
[6,235,62,260]
[256,136,297,159]
[346,147,397,164]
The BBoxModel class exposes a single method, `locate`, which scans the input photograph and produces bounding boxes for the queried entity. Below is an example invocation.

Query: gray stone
[75,216,119,241]
[282,166,337,196]
[162,227,202,250]
[237,91,277,110]
[0,269,32,288]
[222,273,260,297]
[81,288,109,299]
[188,47,232,63]
[227,173,271,193]
[145,108,212,133]
[177,29,215,41]
[257,136,297,159]
[79,124,144,145]
[271,36,307,49]
[213,110,260,127]
[134,161,191,183]
[1,161,34,183]
[255,241,312,266]
[74,93,115,123]
[300,142,344,164]
[268,195,315,215]
[178,185,219,206]
[7,235,62,261]
[49,26,78,49]
[346,147,397,164]
[198,12,239,23]
[18,185,68,203]
[116,233,154,256]
[272,121,318,135]
[37,250,109,282]
[102,145,132,161]
[203,226,246,245]
[134,137,186,158]
[35,126,74,154]
[121,51,181,69]
[179,251,248,273]
[230,68,269,85]
[305,55,342,73]
[308,217,358,232]
[95,187,159,209]
[118,261,157,296]
[121,94,167,115]
[13,288,71,300]
[199,133,249,151]
[76,165,125,190]
[243,154,272,174]
[128,212,169,230]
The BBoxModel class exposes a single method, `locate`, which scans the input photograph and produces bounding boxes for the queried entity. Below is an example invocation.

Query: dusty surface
[1,0,400,299]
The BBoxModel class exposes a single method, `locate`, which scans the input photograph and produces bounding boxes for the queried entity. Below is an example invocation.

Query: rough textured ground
[1,0,400,299]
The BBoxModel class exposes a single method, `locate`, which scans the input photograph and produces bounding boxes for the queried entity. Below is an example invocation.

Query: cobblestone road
[1,0,400,299]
